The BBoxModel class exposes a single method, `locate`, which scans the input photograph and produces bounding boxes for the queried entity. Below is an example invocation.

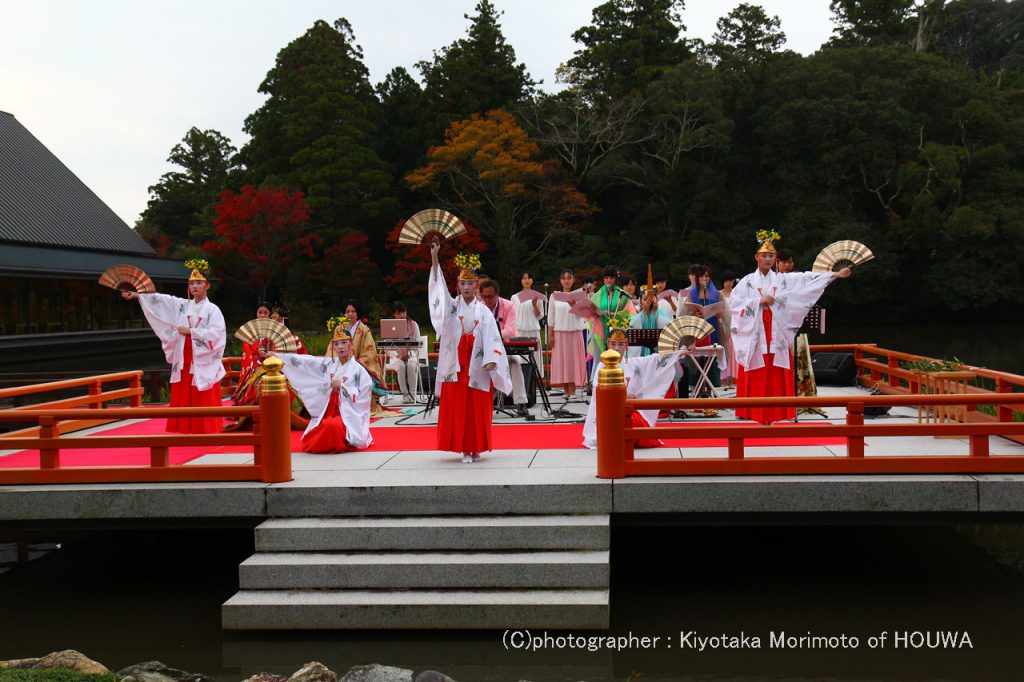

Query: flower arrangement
[606,312,632,332]
[325,314,347,333]
[184,258,210,274]
[756,229,781,244]
[453,252,482,271]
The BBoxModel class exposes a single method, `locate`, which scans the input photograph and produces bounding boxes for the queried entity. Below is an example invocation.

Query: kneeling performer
[278,322,373,453]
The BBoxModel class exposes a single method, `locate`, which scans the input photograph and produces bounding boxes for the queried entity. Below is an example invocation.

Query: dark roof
[0,242,187,281]
[0,110,155,256]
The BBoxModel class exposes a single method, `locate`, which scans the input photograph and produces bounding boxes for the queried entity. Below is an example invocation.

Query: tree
[417,0,535,135]
[203,186,320,302]
[561,0,691,98]
[384,219,491,297]
[709,3,787,64]
[406,110,596,289]
[240,18,394,233]
[933,0,1024,73]
[829,0,916,46]
[139,127,237,252]
[376,67,432,179]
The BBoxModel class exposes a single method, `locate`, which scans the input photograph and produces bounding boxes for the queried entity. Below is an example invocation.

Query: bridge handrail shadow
[595,349,1024,479]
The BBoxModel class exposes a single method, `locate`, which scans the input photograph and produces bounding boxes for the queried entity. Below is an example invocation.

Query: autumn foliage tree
[204,185,320,302]
[405,109,595,289]
[384,219,491,297]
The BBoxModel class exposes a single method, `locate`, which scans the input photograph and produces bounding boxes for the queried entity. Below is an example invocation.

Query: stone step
[238,550,610,589]
[222,589,610,630]
[254,515,610,552]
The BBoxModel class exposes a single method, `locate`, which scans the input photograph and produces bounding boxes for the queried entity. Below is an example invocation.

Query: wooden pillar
[996,379,1013,423]
[847,401,865,459]
[88,380,102,409]
[39,416,59,469]
[888,356,899,389]
[259,357,292,483]
[129,372,143,408]
[596,350,626,479]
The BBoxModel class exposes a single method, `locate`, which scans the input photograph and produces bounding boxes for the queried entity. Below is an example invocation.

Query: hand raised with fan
[398,209,467,245]
[99,264,156,294]
[812,240,873,273]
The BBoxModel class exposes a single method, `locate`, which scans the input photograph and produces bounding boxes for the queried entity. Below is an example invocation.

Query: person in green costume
[587,265,634,357]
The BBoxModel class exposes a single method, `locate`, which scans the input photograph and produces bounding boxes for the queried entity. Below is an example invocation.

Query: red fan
[98,264,156,293]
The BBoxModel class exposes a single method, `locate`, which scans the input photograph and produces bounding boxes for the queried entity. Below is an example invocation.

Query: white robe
[137,293,226,391]
[728,269,834,372]
[582,350,685,449]
[278,353,373,449]
[428,265,512,397]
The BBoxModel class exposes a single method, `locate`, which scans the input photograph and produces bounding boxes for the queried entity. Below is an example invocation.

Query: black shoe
[516,404,529,418]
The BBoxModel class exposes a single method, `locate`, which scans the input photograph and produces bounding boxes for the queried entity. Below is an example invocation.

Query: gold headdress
[453,252,482,281]
[325,315,352,342]
[184,258,210,282]
[756,229,780,254]
[607,312,631,344]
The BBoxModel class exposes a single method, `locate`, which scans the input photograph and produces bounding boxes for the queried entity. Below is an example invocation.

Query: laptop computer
[380,318,412,339]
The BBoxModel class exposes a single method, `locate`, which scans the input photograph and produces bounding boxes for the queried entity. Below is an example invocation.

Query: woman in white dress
[510,271,545,380]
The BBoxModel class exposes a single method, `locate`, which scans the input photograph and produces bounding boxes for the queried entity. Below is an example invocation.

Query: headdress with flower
[756,229,781,254]
[606,312,632,343]
[453,252,482,281]
[184,258,210,283]
[325,315,352,342]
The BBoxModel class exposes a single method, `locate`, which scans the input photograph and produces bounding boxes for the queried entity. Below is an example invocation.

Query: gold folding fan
[98,264,156,293]
[397,209,468,245]
[812,240,874,272]
[234,318,300,353]
[658,316,714,355]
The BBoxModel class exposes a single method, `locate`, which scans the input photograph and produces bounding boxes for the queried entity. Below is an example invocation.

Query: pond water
[1,525,1023,681]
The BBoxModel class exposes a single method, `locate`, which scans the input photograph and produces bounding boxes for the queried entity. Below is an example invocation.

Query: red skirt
[735,307,794,424]
[300,392,353,454]
[437,333,493,453]
[168,339,222,434]
[630,408,662,448]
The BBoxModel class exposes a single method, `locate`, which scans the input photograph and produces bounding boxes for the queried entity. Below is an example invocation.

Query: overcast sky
[1,0,834,227]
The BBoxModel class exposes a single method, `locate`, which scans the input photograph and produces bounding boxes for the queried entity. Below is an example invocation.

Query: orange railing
[595,356,1024,479]
[0,359,293,486]
[0,371,144,438]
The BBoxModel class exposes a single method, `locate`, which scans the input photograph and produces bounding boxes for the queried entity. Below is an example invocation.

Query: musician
[383,301,421,403]
[629,287,670,358]
[685,265,723,394]
[277,324,373,453]
[718,270,738,386]
[620,276,640,311]
[479,279,531,418]
[548,268,587,400]
[730,231,851,424]
[588,265,632,358]
[674,265,701,318]
[122,259,225,433]
[429,243,511,463]
[653,273,676,319]
[511,271,545,381]
[582,321,687,449]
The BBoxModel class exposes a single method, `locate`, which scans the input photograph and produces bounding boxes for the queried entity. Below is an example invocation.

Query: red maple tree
[313,230,379,304]
[203,185,320,300]
[384,218,491,297]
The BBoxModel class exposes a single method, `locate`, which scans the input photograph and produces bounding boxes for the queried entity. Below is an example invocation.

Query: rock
[0,659,41,670]
[34,651,108,674]
[244,674,289,682]
[412,672,457,682]
[288,662,337,682]
[338,664,413,682]
[116,661,215,682]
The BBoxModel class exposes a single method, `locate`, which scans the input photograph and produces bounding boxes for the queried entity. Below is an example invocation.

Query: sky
[1,0,834,228]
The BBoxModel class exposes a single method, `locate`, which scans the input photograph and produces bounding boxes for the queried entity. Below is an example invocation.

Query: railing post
[259,357,292,483]
[854,347,864,381]
[129,372,143,408]
[996,379,1013,423]
[88,380,102,409]
[39,416,59,469]
[888,356,899,389]
[847,401,865,458]
[596,350,626,479]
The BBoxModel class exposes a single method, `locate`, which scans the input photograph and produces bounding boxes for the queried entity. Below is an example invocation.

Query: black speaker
[812,352,857,386]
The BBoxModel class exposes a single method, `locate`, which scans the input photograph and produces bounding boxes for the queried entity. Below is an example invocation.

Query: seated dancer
[582,315,687,449]
[383,301,421,403]
[730,230,852,424]
[429,242,511,463]
[479,278,531,418]
[334,299,391,418]
[123,259,225,433]
[278,322,372,453]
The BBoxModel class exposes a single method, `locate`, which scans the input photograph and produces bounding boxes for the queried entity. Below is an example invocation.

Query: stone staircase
[222,514,610,629]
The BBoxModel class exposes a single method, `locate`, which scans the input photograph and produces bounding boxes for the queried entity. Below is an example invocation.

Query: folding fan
[397,209,468,245]
[812,240,874,272]
[234,318,300,353]
[98,264,156,293]
[658,316,714,355]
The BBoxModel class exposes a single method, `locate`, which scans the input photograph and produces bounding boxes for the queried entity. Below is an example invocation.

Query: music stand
[626,328,660,351]
[794,306,826,421]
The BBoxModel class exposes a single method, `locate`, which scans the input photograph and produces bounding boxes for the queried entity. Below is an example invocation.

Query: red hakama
[300,392,354,454]
[167,339,223,433]
[437,332,493,453]
[735,307,794,424]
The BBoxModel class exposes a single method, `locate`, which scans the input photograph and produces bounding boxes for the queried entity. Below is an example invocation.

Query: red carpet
[0,418,847,468]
